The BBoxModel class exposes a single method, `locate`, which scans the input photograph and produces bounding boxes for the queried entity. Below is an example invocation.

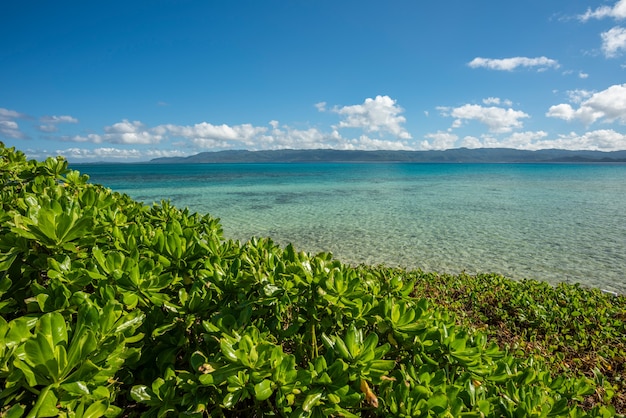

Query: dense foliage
[1,142,624,417]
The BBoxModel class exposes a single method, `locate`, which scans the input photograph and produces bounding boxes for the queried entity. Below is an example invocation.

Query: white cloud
[315,102,327,112]
[547,83,626,124]
[59,120,164,145]
[64,134,103,143]
[457,131,549,149]
[332,95,412,139]
[460,136,482,149]
[498,131,550,148]
[421,131,459,150]
[0,107,28,139]
[57,147,188,161]
[440,103,529,133]
[38,115,78,133]
[468,56,560,71]
[0,120,26,139]
[451,130,626,151]
[40,115,79,124]
[104,120,165,144]
[482,97,500,105]
[260,124,341,149]
[601,26,626,57]
[546,104,599,124]
[345,135,413,151]
[566,89,594,104]
[162,122,266,145]
[60,147,143,159]
[482,130,626,151]
[531,130,626,151]
[579,0,626,21]
[0,108,26,120]
[38,125,59,133]
[482,97,513,107]
[579,71,589,79]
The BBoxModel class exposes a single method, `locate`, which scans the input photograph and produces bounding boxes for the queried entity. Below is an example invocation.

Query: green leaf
[333,337,352,361]
[344,324,361,358]
[3,404,25,418]
[30,387,59,418]
[223,390,242,409]
[254,379,274,401]
[40,312,68,347]
[65,329,97,375]
[0,253,18,272]
[24,337,57,382]
[427,393,448,412]
[130,385,154,403]
[113,310,145,334]
[60,381,90,396]
[302,390,323,412]
[82,401,109,418]
[220,339,239,363]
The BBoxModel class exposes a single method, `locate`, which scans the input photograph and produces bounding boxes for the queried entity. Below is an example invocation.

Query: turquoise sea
[75,162,626,294]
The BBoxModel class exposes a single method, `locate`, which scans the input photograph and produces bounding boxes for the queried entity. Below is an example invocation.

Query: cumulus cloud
[566,89,594,104]
[259,123,341,150]
[420,131,459,150]
[40,115,79,124]
[439,103,529,133]
[103,120,166,144]
[450,130,626,151]
[490,131,550,149]
[332,95,412,139]
[530,130,626,151]
[0,107,28,139]
[38,114,79,133]
[161,122,266,145]
[57,147,189,161]
[460,136,482,149]
[421,130,548,151]
[0,120,27,139]
[547,83,626,124]
[315,102,327,112]
[579,0,626,21]
[482,97,513,106]
[60,120,165,145]
[601,26,626,57]
[468,56,560,71]
[0,108,26,120]
[482,97,500,105]
[61,134,103,143]
[346,135,414,151]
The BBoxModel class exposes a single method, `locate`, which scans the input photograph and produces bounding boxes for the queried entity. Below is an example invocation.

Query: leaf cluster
[404,270,626,413]
[0,143,621,417]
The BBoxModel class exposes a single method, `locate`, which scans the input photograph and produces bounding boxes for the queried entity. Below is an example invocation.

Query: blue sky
[2,0,626,161]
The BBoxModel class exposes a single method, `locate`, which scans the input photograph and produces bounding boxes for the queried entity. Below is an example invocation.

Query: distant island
[150,148,626,164]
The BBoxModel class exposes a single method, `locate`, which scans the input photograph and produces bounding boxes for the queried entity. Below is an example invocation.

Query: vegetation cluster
[1,143,624,417]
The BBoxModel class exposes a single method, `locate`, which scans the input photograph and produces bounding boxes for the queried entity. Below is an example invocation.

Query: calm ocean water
[75,162,626,293]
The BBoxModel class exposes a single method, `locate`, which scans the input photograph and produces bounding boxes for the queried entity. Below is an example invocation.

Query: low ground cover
[1,142,624,417]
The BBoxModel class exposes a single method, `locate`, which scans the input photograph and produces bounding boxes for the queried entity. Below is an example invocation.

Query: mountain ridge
[150,148,626,164]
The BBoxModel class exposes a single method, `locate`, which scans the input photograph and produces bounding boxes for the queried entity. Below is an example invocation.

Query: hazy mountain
[150,148,626,164]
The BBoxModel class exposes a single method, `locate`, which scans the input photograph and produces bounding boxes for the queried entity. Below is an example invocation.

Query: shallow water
[76,162,626,293]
